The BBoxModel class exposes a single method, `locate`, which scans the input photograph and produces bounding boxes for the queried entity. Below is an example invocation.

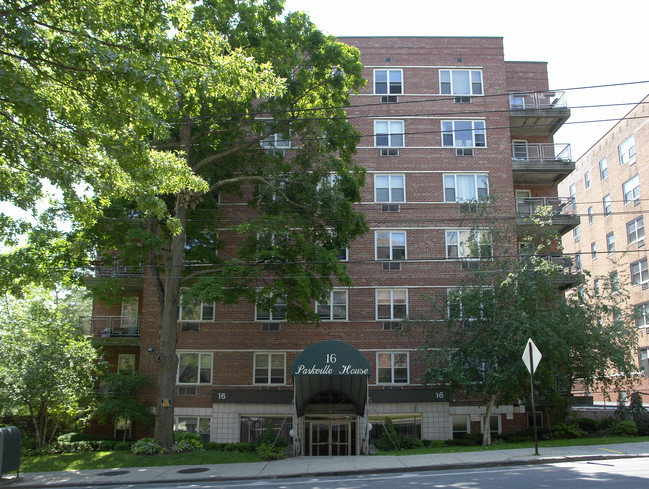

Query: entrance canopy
[291,340,370,417]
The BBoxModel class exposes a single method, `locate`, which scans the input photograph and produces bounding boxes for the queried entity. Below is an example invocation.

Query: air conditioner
[642,282,649,291]
[383,321,402,330]
[454,96,472,104]
[382,261,402,271]
[455,148,474,156]
[181,322,200,332]
[381,203,400,212]
[461,260,480,270]
[638,239,645,248]
[634,198,641,207]
[178,386,197,396]
[380,148,399,156]
[261,322,281,331]
[380,95,398,103]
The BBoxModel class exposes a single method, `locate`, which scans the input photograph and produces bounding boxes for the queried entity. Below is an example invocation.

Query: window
[599,158,608,180]
[481,415,501,435]
[639,348,649,373]
[444,174,488,202]
[375,174,405,202]
[447,288,493,323]
[607,232,615,254]
[588,206,594,224]
[610,271,619,291]
[442,120,486,148]
[374,69,403,95]
[635,303,649,328]
[177,352,212,385]
[377,352,409,384]
[261,123,291,149]
[575,252,582,270]
[338,248,348,261]
[584,171,591,189]
[375,231,406,260]
[594,279,600,296]
[451,415,470,438]
[376,289,407,320]
[573,226,580,243]
[117,354,136,375]
[623,175,640,204]
[619,135,636,165]
[440,69,483,96]
[569,184,576,201]
[316,289,348,321]
[254,352,285,385]
[374,120,404,147]
[240,416,292,444]
[627,217,645,245]
[175,417,211,443]
[180,293,214,322]
[591,242,597,260]
[255,297,286,322]
[512,140,529,160]
[603,194,612,216]
[631,258,649,286]
[446,230,492,259]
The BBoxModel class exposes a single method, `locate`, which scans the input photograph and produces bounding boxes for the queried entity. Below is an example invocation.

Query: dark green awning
[291,340,370,416]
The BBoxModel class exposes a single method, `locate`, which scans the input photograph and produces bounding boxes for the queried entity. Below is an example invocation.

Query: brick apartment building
[85,37,578,455]
[559,95,649,407]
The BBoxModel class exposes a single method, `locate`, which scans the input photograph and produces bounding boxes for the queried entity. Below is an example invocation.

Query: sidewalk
[2,442,649,488]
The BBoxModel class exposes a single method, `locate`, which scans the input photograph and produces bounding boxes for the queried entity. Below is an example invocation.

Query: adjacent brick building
[559,95,649,407]
[86,37,578,455]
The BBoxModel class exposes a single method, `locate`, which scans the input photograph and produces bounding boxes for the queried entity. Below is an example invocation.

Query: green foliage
[40,441,95,454]
[444,434,483,447]
[223,442,256,453]
[203,442,226,451]
[613,420,638,437]
[551,423,588,439]
[576,418,599,434]
[173,431,203,449]
[130,438,164,456]
[172,441,195,453]
[57,433,110,443]
[255,442,284,460]
[114,441,133,451]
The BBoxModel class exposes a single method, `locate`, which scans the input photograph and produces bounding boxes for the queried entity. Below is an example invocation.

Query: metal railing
[516,197,576,216]
[94,265,143,278]
[512,143,572,162]
[80,316,141,337]
[519,254,577,276]
[509,90,567,110]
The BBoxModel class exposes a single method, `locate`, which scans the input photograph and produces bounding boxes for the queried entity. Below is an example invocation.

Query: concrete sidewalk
[2,442,649,487]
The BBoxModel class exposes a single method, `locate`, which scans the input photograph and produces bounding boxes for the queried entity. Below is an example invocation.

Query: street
[50,457,649,489]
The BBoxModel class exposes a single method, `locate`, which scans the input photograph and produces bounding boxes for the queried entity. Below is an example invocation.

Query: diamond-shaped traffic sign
[522,338,542,374]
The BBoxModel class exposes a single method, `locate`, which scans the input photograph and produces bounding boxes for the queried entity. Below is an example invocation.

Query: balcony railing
[509,90,567,110]
[519,253,578,276]
[81,316,140,337]
[512,143,572,162]
[516,197,576,217]
[94,265,143,278]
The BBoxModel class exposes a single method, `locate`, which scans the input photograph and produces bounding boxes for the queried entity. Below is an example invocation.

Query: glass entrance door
[305,417,355,456]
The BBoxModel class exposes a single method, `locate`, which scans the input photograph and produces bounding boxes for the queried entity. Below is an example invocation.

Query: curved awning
[290,340,370,417]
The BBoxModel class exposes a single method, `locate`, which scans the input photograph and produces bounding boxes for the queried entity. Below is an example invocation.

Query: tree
[2,1,367,449]
[414,204,638,445]
[0,288,100,448]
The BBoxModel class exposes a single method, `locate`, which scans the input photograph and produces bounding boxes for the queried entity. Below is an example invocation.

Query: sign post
[522,338,542,455]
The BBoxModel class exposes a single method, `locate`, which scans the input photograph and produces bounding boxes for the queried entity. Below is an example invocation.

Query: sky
[284,0,649,160]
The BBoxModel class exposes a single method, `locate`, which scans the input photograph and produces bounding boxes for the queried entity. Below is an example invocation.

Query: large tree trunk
[482,394,496,446]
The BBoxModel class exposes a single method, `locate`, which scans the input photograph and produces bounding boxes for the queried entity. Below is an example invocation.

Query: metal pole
[529,342,539,456]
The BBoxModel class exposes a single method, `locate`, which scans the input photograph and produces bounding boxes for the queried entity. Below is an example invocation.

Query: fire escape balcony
[518,253,584,291]
[509,90,571,137]
[85,264,144,292]
[512,143,575,185]
[516,196,580,235]
[81,316,141,346]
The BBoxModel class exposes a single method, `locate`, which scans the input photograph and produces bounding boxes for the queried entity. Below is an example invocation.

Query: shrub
[172,441,195,453]
[551,422,587,439]
[203,442,225,451]
[495,430,534,443]
[576,418,599,433]
[97,440,117,451]
[223,442,255,453]
[613,420,638,437]
[256,442,284,460]
[444,434,482,447]
[57,433,109,443]
[40,441,96,454]
[114,441,133,450]
[426,439,446,448]
[634,415,649,436]
[131,438,164,455]
[173,431,203,449]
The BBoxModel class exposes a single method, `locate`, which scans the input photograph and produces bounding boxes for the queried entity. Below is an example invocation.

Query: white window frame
[445,230,492,259]
[177,351,213,385]
[375,231,407,261]
[376,289,408,320]
[591,242,597,260]
[377,352,409,384]
[374,120,404,147]
[374,69,403,95]
[117,354,136,375]
[584,171,591,189]
[261,122,291,149]
[603,194,612,216]
[627,217,645,245]
[451,415,470,438]
[174,417,211,443]
[315,289,348,321]
[606,232,615,254]
[622,175,640,204]
[255,297,287,322]
[573,226,580,243]
[635,302,649,328]
[440,69,483,96]
[588,206,594,224]
[619,135,636,166]
[631,258,649,286]
[599,158,608,180]
[447,287,493,322]
[179,291,214,322]
[441,120,486,148]
[121,297,139,330]
[480,415,502,435]
[253,352,286,385]
[443,174,489,202]
[374,174,405,203]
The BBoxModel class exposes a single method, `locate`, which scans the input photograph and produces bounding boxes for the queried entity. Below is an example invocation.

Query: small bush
[173,431,203,449]
[256,442,284,460]
[172,441,195,453]
[40,441,95,454]
[577,418,599,433]
[57,433,109,443]
[97,440,117,451]
[223,442,255,453]
[633,415,649,436]
[114,441,133,450]
[551,423,587,439]
[131,438,164,455]
[444,434,482,447]
[495,430,534,443]
[203,442,225,451]
[613,420,638,437]
[426,439,446,448]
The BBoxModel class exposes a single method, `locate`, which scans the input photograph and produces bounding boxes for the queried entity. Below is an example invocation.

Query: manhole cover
[177,467,210,474]
[98,470,130,477]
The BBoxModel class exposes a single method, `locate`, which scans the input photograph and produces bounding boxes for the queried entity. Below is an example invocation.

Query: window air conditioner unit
[461,260,480,270]
[181,322,200,332]
[381,203,400,212]
[380,148,399,156]
[638,239,645,248]
[261,322,281,331]
[178,386,197,396]
[382,261,402,271]
[454,96,472,104]
[380,95,398,103]
[455,148,474,156]
[642,282,649,291]
[383,321,402,330]
[634,198,641,207]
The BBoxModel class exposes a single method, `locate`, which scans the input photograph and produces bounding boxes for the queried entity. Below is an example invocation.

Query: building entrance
[305,416,356,456]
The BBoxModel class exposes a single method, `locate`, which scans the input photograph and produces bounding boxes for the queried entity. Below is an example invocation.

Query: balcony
[516,196,580,235]
[512,143,575,185]
[519,253,584,291]
[81,316,141,346]
[509,90,571,137]
[85,264,144,291]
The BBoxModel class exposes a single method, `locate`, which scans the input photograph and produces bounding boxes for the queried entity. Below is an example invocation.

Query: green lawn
[20,436,649,473]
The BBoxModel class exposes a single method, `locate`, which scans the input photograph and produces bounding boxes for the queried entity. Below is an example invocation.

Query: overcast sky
[284,0,649,160]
